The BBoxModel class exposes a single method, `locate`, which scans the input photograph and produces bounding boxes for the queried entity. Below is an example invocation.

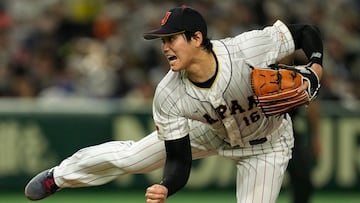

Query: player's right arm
[145,135,192,203]
[160,135,192,194]
[146,73,192,202]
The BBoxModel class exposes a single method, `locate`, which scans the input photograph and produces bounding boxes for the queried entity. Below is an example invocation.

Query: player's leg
[235,150,291,203]
[25,121,219,200]
[237,140,293,202]
[222,117,294,203]
[25,132,166,200]
[54,123,219,188]
[53,132,165,188]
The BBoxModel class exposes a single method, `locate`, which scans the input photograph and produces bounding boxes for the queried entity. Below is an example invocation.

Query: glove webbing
[273,64,320,101]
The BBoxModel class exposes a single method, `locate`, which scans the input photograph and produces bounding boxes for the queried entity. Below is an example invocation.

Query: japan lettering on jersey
[153,20,295,146]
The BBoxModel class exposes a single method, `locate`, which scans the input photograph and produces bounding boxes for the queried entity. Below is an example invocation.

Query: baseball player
[24,6,323,203]
[143,6,323,203]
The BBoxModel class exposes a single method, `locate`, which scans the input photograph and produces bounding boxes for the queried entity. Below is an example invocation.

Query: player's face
[161,34,198,72]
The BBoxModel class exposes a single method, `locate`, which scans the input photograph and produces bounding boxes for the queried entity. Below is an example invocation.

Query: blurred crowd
[0,0,359,108]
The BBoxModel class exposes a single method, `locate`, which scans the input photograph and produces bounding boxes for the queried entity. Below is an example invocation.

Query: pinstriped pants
[54,117,293,203]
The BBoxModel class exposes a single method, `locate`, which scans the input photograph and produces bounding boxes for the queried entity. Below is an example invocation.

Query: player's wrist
[159,180,172,197]
[310,63,323,80]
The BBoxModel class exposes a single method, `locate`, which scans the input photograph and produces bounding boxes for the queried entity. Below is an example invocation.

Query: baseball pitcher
[25,6,323,203]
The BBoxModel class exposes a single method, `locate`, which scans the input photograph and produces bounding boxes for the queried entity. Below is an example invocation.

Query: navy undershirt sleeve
[159,135,192,196]
[288,24,323,65]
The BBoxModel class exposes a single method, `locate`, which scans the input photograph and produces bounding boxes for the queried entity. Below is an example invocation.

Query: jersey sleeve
[152,75,189,141]
[233,20,295,67]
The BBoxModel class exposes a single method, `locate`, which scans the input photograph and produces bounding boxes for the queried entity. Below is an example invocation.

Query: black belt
[249,137,267,145]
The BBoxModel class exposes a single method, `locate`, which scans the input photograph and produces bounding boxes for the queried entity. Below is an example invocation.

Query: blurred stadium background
[0,0,359,202]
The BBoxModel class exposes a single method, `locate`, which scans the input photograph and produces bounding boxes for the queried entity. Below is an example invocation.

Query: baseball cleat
[24,169,59,201]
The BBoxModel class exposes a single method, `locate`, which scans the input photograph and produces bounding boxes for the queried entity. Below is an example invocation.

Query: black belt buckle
[249,137,267,145]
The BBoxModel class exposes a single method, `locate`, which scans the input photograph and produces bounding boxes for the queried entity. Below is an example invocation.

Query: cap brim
[143,28,185,40]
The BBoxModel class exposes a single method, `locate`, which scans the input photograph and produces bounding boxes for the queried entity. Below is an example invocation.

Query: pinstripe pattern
[52,20,295,203]
[153,20,294,146]
[53,123,219,188]
[151,20,295,202]
[232,116,293,203]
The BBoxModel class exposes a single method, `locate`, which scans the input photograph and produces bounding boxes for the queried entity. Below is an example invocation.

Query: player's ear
[192,31,203,47]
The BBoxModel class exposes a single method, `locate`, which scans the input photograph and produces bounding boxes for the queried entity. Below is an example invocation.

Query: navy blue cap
[143,7,207,40]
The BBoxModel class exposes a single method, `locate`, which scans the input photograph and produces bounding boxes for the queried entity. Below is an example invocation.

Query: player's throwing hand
[145,184,168,203]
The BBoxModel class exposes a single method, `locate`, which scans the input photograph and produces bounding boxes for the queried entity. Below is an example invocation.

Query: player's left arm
[288,24,324,93]
[145,135,192,203]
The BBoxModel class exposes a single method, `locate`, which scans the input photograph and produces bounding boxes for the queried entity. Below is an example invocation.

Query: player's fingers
[145,185,167,203]
[145,195,166,203]
[145,193,166,200]
[147,184,168,195]
[146,198,165,203]
[297,80,309,93]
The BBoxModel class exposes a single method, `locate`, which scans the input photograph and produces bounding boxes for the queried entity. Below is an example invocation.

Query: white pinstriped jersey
[153,20,295,147]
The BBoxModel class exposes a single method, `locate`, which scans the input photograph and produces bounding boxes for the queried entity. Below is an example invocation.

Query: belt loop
[249,137,267,145]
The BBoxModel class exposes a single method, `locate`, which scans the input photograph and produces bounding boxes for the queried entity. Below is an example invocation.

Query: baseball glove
[251,64,320,116]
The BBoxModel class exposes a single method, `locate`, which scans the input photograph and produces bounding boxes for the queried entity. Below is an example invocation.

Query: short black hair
[184,31,212,52]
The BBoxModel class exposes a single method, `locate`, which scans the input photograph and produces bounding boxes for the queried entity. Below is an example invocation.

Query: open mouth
[167,55,177,61]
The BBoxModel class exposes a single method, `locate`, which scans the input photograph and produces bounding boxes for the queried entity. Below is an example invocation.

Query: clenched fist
[145,184,168,203]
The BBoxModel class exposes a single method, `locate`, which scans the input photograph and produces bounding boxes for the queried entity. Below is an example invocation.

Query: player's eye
[168,36,175,41]
[161,38,166,44]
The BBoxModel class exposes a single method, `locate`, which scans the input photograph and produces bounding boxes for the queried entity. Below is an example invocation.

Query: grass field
[1,189,360,203]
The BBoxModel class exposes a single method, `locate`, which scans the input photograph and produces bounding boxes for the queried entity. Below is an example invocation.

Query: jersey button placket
[209,94,244,147]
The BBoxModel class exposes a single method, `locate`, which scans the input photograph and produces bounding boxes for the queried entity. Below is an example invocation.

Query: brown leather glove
[251,64,320,116]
